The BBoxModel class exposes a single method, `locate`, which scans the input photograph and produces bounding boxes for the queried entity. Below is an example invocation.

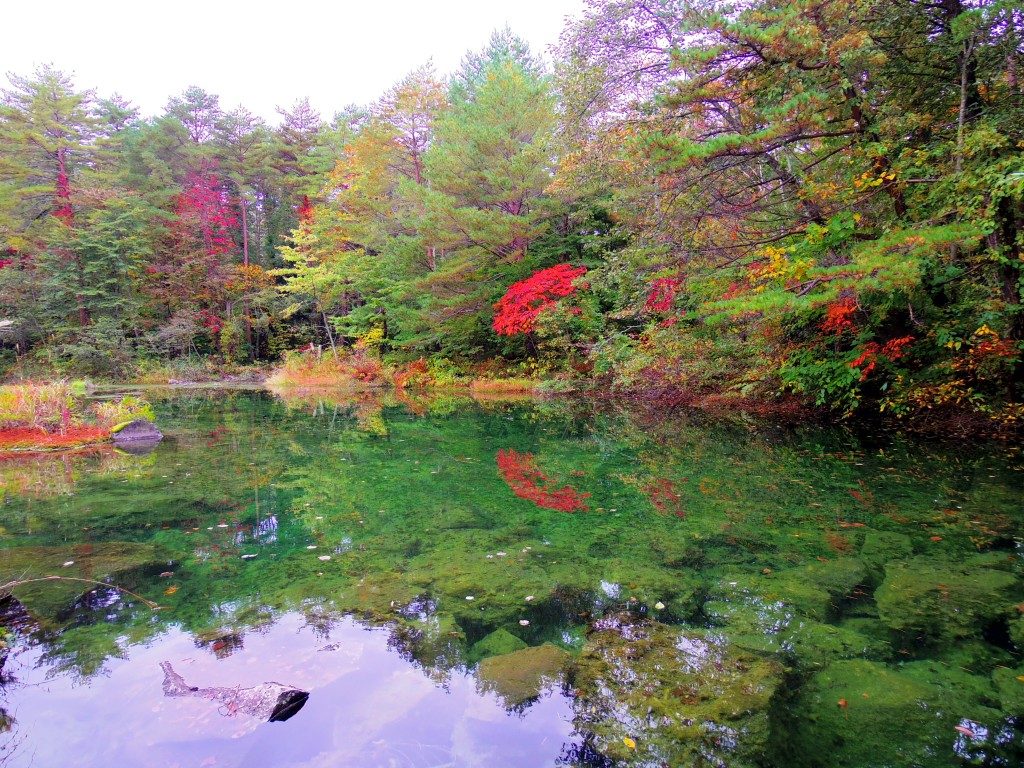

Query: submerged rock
[477,642,569,708]
[570,618,783,767]
[0,542,163,624]
[780,659,1014,768]
[876,557,1020,644]
[858,529,912,586]
[470,627,528,662]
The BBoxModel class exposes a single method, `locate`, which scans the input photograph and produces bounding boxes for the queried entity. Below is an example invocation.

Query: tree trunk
[240,194,250,267]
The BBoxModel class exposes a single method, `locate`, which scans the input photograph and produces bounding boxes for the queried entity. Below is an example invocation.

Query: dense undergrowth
[1,1,1021,435]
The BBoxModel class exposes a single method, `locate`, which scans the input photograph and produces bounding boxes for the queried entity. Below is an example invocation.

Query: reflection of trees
[1,387,1020,742]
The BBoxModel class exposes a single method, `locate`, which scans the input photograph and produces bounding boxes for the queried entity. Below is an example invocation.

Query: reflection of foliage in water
[0,388,1022,766]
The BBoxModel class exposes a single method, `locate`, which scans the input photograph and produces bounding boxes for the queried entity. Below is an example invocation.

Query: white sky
[2,0,585,123]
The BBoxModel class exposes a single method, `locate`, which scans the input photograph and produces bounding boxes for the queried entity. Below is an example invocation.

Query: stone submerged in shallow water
[875,557,1020,644]
[779,658,1017,768]
[110,419,163,444]
[477,642,569,708]
[570,618,783,768]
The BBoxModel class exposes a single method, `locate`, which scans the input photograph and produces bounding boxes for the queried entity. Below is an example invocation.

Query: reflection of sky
[3,613,573,767]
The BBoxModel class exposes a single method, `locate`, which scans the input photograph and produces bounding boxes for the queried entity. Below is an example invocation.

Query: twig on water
[0,576,161,610]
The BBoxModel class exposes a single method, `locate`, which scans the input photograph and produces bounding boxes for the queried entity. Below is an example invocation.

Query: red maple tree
[492,263,587,336]
[645,277,681,313]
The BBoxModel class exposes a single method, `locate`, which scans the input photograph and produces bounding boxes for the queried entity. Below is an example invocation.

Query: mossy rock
[0,542,163,624]
[858,530,912,585]
[1011,616,1024,651]
[992,665,1024,714]
[571,619,783,767]
[477,642,569,708]
[469,627,527,663]
[707,559,865,628]
[779,620,891,670]
[780,659,999,768]
[876,557,1020,644]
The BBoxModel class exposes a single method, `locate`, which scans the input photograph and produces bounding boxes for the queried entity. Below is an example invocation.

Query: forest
[1,0,1022,431]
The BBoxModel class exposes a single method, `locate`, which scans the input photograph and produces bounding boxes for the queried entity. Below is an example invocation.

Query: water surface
[0,389,1021,767]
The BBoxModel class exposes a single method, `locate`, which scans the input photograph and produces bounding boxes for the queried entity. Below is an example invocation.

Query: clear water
[0,388,1021,767]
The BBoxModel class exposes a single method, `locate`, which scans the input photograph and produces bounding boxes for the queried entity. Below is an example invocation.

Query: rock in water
[110,419,163,448]
[160,661,309,722]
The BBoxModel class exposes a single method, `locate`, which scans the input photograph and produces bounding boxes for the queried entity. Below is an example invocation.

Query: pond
[0,388,1022,767]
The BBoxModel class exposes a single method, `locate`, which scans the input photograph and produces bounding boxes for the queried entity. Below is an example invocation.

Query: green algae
[571,618,784,767]
[0,389,1021,766]
[876,557,1021,645]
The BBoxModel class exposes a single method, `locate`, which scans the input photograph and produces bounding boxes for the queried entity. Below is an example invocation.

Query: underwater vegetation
[0,389,1021,766]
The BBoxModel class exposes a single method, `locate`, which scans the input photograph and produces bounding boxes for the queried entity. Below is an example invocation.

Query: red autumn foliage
[644,477,686,518]
[645,277,682,313]
[0,426,109,450]
[821,297,857,334]
[53,167,74,225]
[492,264,587,336]
[297,195,314,224]
[393,358,430,389]
[496,449,590,512]
[721,281,744,300]
[174,168,237,257]
[850,335,914,380]
[198,309,223,334]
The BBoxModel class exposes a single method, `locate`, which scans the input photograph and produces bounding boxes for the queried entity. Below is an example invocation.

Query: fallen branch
[0,576,161,610]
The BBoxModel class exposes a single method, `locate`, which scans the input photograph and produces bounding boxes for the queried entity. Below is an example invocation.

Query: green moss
[1011,617,1024,652]
[469,627,527,662]
[858,529,912,585]
[780,659,997,768]
[572,619,783,767]
[876,557,1020,644]
[477,642,569,707]
[992,665,1024,714]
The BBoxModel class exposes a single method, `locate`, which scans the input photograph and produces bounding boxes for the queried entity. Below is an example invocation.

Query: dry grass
[468,377,540,394]
[266,350,389,389]
[0,382,75,431]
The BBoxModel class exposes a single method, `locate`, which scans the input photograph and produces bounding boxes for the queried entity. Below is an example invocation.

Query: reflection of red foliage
[644,477,686,518]
[645,277,681,313]
[492,264,587,336]
[821,297,857,334]
[496,449,590,512]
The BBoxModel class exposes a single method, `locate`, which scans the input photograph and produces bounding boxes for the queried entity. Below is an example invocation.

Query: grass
[0,382,155,451]
[267,350,543,396]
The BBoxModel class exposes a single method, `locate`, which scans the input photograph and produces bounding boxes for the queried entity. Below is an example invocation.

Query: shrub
[0,382,75,431]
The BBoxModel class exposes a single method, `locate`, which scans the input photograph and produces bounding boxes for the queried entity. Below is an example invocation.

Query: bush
[0,382,75,430]
[91,395,156,429]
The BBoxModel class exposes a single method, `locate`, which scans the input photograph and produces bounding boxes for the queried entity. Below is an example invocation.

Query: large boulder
[110,419,163,447]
